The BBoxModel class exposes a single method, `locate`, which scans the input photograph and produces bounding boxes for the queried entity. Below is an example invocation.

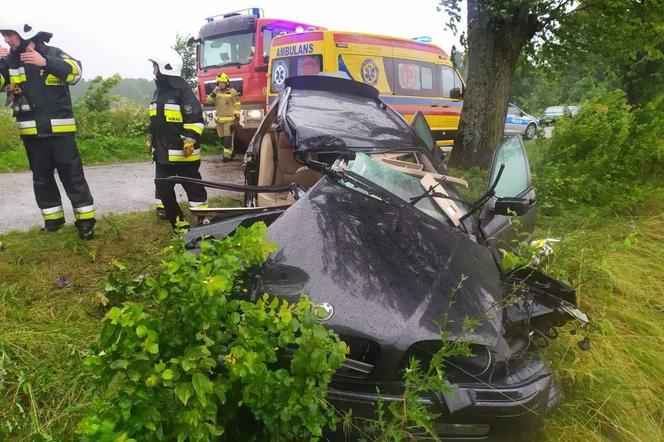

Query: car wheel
[524,123,537,140]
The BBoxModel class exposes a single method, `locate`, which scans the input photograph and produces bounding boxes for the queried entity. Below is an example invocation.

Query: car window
[440,65,456,98]
[507,105,519,115]
[490,137,530,198]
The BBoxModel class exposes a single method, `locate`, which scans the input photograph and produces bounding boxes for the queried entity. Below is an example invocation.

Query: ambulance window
[421,67,433,89]
[453,70,464,94]
[397,62,435,93]
[271,55,323,92]
[440,65,456,98]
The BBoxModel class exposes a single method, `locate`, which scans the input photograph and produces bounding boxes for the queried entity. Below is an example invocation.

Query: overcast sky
[1,0,465,79]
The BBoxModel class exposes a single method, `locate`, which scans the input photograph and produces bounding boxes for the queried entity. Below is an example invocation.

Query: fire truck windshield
[201,32,256,69]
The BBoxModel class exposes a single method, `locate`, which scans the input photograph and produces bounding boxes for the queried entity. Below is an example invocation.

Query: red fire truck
[191,8,321,146]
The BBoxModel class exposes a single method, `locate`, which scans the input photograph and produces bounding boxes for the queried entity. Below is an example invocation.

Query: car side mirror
[493,197,530,216]
[186,36,196,46]
[450,87,463,100]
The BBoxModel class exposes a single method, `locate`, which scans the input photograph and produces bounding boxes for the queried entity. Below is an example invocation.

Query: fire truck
[191,8,321,146]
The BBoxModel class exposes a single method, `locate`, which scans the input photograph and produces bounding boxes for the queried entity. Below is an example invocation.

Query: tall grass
[539,191,664,441]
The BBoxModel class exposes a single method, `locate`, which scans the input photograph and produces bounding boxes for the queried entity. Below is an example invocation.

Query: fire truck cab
[192,8,321,146]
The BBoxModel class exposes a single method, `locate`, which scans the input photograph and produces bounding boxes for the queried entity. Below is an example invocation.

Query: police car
[505,103,539,140]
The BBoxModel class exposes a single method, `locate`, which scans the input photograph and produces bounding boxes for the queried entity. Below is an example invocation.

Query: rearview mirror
[493,197,530,216]
[450,87,463,100]
[186,37,196,46]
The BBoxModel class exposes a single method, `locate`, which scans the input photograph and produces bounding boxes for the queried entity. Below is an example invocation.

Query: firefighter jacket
[149,77,205,164]
[206,87,240,123]
[0,43,82,138]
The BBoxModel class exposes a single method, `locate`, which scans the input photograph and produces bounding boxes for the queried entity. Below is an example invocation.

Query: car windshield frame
[200,31,255,69]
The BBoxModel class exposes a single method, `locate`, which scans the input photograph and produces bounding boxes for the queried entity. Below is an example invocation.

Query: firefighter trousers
[23,135,95,226]
[154,162,207,228]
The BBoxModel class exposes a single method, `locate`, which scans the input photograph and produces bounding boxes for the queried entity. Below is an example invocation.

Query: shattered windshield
[339,153,466,225]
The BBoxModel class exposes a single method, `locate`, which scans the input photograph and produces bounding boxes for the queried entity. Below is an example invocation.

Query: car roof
[278,76,423,153]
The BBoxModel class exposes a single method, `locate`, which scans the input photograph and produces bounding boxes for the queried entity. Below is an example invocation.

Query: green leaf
[146,342,159,354]
[192,372,212,398]
[136,325,148,338]
[110,359,129,370]
[175,382,194,406]
[161,369,175,380]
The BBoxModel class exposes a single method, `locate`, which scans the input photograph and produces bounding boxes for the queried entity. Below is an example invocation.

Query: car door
[480,136,537,249]
[504,104,522,136]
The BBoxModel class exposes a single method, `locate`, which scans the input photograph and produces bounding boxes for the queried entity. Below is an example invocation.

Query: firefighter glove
[145,135,153,153]
[183,138,195,157]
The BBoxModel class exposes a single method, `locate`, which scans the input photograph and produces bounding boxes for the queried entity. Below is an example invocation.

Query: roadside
[0,155,244,233]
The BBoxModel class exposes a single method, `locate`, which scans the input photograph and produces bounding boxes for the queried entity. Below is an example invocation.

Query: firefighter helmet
[216,73,230,84]
[149,49,183,77]
[0,15,50,41]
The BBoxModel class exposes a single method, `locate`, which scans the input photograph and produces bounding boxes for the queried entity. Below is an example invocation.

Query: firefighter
[0,16,96,239]
[147,49,207,231]
[207,72,240,161]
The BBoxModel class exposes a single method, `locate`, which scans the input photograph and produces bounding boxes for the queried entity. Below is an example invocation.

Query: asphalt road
[0,156,245,233]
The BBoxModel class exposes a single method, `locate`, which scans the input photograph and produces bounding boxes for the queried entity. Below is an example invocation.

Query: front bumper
[326,365,553,441]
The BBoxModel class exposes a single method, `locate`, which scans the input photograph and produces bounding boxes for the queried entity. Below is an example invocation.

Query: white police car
[505,103,539,140]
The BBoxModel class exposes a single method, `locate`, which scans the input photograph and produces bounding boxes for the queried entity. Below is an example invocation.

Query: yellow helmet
[216,73,230,84]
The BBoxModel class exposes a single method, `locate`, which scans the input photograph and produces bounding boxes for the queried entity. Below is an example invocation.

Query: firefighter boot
[41,218,65,233]
[75,219,95,240]
[221,136,234,162]
[156,203,168,221]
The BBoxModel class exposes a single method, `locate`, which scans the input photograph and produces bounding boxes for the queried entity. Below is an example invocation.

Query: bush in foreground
[78,223,347,441]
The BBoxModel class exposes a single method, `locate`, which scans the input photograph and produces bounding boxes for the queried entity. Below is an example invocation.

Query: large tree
[173,34,197,88]
[440,0,573,169]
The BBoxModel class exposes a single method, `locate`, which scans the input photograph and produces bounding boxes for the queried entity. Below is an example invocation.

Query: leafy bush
[0,110,20,152]
[535,89,663,212]
[78,223,347,442]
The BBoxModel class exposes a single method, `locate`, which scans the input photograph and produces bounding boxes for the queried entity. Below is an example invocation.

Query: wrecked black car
[176,76,589,441]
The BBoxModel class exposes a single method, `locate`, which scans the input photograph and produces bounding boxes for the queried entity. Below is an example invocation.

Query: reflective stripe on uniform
[149,103,157,116]
[51,118,77,133]
[18,120,38,136]
[163,104,183,123]
[216,116,235,123]
[183,122,204,135]
[42,205,64,220]
[9,67,26,84]
[189,200,208,208]
[74,204,96,220]
[155,200,164,209]
[168,148,201,162]
[62,57,82,84]
[0,74,5,89]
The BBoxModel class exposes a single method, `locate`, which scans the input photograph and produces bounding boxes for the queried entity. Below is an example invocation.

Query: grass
[0,136,224,173]
[0,199,239,441]
[538,193,664,442]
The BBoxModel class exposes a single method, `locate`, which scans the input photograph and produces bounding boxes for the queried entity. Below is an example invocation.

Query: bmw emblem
[272,60,289,91]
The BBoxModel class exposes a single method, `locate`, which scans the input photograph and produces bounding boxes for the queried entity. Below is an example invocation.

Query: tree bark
[450,0,539,169]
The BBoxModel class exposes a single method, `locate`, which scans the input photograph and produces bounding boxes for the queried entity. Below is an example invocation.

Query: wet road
[0,156,244,233]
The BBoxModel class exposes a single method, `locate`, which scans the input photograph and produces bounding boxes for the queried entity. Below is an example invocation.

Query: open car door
[480,136,537,249]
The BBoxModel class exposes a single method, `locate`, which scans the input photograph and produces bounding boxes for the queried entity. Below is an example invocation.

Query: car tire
[524,123,537,140]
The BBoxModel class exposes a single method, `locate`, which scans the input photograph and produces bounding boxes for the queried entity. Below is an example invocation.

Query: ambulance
[267,30,465,147]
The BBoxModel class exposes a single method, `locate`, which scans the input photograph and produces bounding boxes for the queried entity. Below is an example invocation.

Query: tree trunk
[450,0,539,169]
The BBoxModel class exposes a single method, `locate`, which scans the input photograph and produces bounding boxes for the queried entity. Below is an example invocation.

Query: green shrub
[0,110,20,152]
[535,89,663,212]
[78,223,347,441]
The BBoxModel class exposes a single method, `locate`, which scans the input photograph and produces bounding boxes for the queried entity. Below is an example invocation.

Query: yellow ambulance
[267,30,465,147]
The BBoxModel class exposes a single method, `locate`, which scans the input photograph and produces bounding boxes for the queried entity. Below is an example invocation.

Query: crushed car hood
[254,178,505,350]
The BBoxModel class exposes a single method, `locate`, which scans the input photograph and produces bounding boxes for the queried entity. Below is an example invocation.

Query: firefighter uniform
[149,57,207,230]
[206,73,240,160]
[0,41,96,237]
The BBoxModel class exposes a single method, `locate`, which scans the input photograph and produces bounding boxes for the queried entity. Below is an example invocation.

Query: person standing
[147,49,207,231]
[0,16,96,239]
[206,72,239,161]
